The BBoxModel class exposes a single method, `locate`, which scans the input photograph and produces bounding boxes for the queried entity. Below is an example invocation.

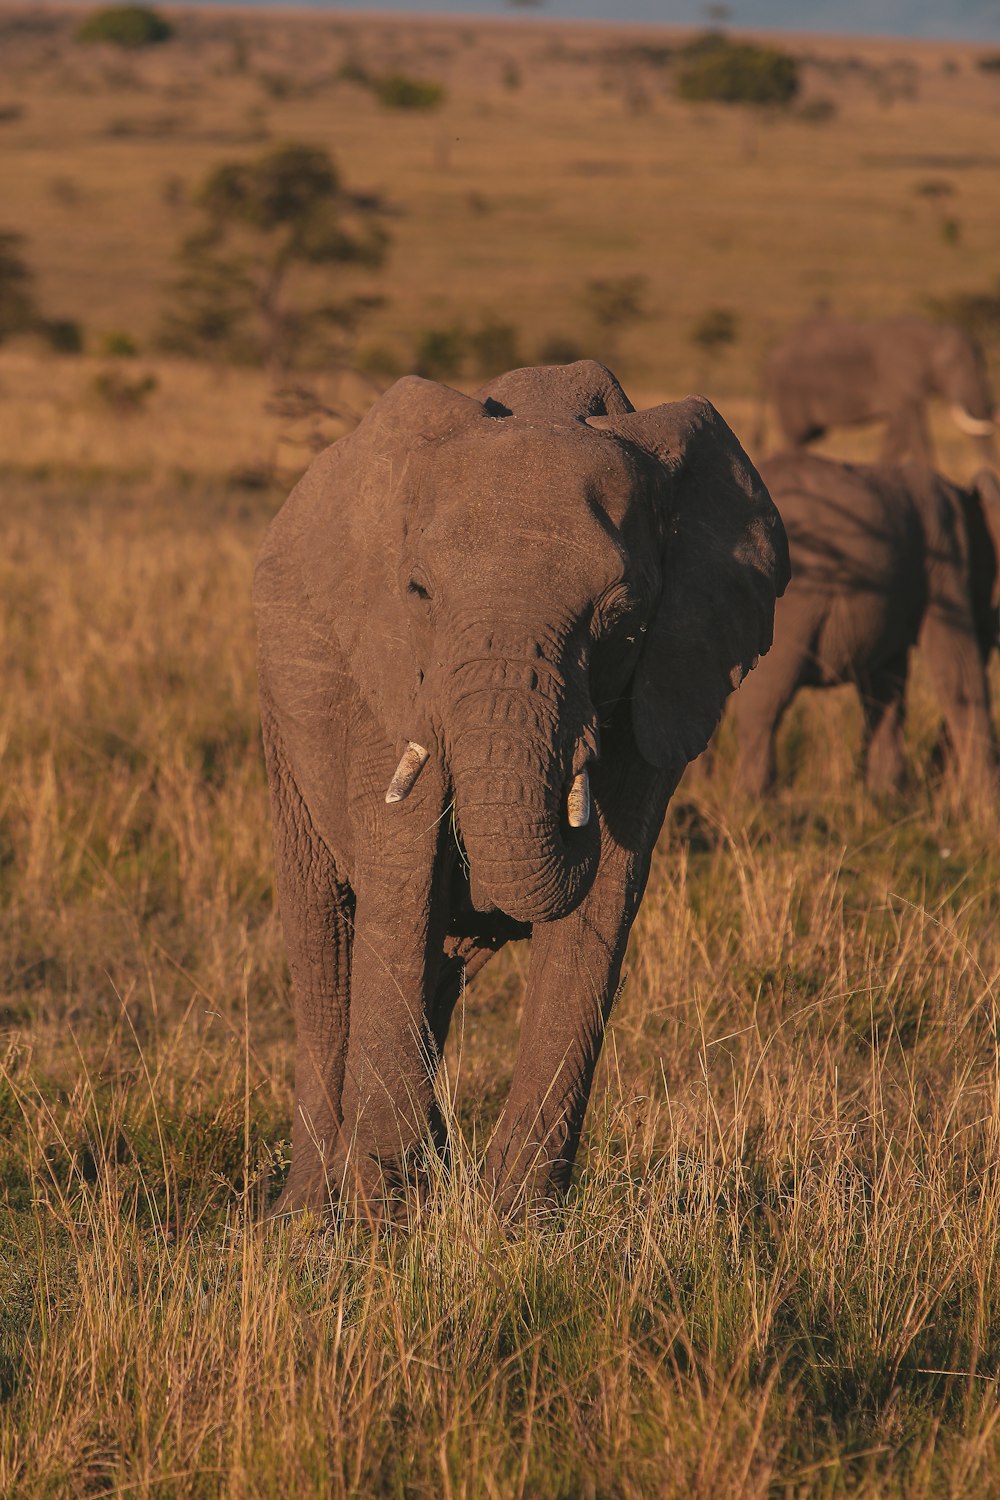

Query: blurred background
[2,0,999,480]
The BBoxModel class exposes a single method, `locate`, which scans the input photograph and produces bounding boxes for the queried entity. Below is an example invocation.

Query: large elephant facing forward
[254,361,789,1218]
[762,316,997,465]
[730,451,1000,796]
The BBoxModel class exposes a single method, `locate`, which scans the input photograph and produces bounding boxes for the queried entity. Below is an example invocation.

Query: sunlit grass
[2,476,1000,1495]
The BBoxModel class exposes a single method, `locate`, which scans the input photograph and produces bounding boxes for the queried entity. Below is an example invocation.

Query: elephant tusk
[567,769,590,829]
[385,742,430,804]
[950,404,996,438]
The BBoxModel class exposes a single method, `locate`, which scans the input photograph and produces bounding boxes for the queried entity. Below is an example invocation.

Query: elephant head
[288,362,788,925]
[929,324,997,451]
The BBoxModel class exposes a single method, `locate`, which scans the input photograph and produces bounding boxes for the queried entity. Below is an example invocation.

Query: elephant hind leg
[729,621,813,796]
[859,658,908,794]
[261,697,355,1216]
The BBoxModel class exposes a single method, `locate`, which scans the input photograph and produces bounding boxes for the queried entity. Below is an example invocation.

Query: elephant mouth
[385,737,596,833]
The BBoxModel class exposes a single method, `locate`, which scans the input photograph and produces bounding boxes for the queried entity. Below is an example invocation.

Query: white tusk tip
[567,768,591,828]
[385,742,430,805]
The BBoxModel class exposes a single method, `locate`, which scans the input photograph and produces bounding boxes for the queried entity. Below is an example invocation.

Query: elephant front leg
[334,754,449,1220]
[262,697,355,1218]
[485,767,670,1213]
[859,658,908,794]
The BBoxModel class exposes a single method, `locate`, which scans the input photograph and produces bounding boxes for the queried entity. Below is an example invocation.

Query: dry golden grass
[2,473,1000,1496]
[3,8,1000,1497]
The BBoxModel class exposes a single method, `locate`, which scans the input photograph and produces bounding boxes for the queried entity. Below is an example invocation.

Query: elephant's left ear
[588,397,790,773]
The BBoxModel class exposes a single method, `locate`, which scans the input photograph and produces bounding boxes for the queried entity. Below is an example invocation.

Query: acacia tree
[159,143,390,376]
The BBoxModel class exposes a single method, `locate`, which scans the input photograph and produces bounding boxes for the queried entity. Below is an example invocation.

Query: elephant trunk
[444,658,601,924]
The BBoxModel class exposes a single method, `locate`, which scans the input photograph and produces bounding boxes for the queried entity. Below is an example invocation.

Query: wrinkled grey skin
[762,316,997,465]
[730,451,1000,796]
[254,361,789,1219]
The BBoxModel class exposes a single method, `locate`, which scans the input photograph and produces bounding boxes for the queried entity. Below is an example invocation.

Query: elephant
[253,360,789,1219]
[761,316,997,465]
[728,450,1000,796]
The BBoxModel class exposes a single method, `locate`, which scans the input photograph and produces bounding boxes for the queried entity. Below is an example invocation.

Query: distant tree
[373,75,446,110]
[676,35,799,107]
[691,306,739,355]
[158,143,390,375]
[0,231,37,343]
[582,274,648,363]
[467,317,521,377]
[76,5,173,49]
[413,326,467,381]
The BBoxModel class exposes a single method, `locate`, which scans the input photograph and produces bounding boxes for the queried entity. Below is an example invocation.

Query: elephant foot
[271,1144,436,1230]
[268,1162,338,1221]
[483,1127,573,1223]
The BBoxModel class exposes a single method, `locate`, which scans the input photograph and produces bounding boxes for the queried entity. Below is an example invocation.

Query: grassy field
[3,7,1000,1497]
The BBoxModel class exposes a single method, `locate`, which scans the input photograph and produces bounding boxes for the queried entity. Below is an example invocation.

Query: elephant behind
[729,451,1000,796]
[761,316,997,466]
[254,360,789,1219]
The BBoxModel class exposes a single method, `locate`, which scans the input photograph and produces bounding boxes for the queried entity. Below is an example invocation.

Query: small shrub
[796,96,837,123]
[582,274,648,362]
[613,43,674,68]
[259,73,293,102]
[413,326,466,380]
[0,104,24,124]
[48,175,81,206]
[373,74,446,111]
[91,368,157,412]
[160,173,185,209]
[76,5,173,49]
[467,318,521,378]
[676,34,799,107]
[976,53,1000,72]
[337,59,370,86]
[914,178,954,198]
[44,319,84,354]
[925,282,1000,347]
[940,216,962,247]
[100,330,138,357]
[538,334,585,365]
[0,230,37,343]
[355,343,405,381]
[502,60,522,90]
[691,306,739,354]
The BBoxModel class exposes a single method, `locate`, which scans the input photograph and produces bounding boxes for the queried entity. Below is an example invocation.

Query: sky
[165,0,1000,43]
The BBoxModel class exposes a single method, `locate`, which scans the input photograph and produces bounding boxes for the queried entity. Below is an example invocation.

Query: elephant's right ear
[588,397,790,773]
[290,376,491,743]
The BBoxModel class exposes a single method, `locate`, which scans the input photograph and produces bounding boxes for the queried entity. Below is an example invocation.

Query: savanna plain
[3,7,1000,1496]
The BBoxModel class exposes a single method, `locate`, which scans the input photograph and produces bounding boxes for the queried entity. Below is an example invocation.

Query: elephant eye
[595,584,638,635]
[407,577,431,601]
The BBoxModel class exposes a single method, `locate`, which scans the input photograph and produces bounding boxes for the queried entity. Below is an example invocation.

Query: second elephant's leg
[729,624,811,795]
[860,659,908,793]
[880,402,933,465]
